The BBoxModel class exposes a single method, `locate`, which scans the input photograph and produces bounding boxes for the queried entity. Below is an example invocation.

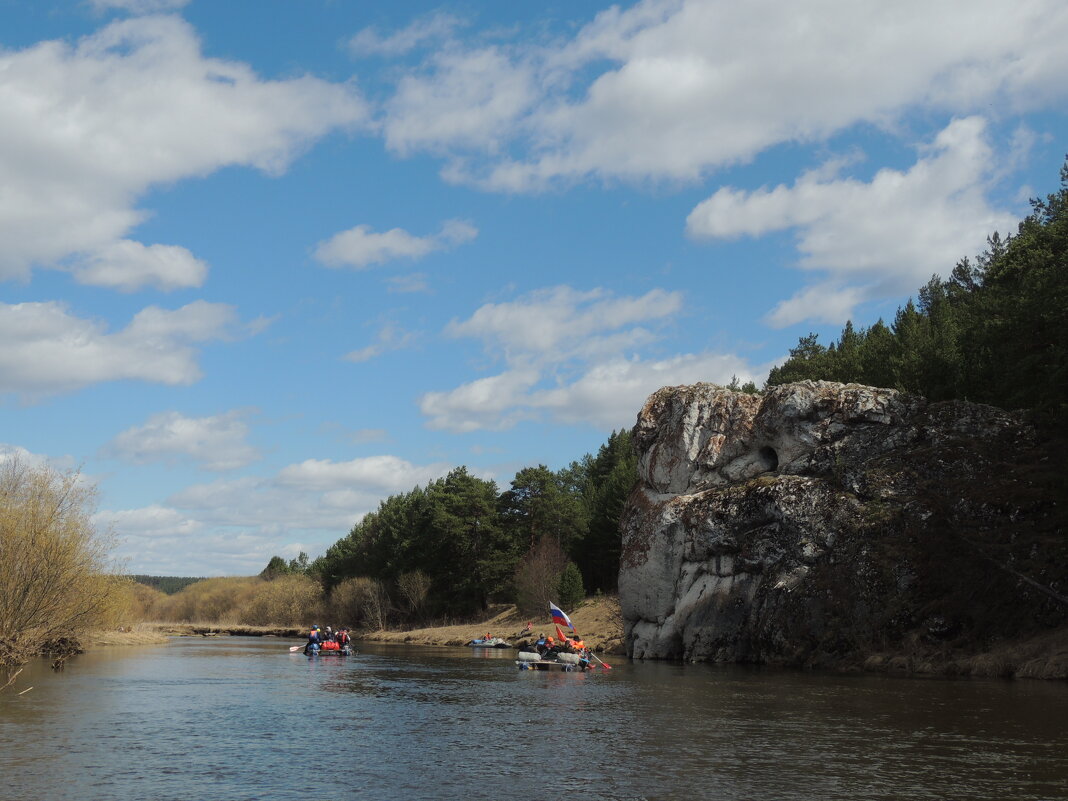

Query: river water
[1,637,1065,801]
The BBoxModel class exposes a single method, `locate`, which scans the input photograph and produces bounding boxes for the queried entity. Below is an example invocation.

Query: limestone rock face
[620,380,1049,667]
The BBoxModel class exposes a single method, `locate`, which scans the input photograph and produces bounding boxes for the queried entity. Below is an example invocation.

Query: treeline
[768,158,1067,431]
[129,575,205,595]
[298,429,638,624]
[136,431,637,630]
[126,575,323,627]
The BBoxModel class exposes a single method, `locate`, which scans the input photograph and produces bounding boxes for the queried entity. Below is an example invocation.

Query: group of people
[531,633,586,657]
[304,625,353,655]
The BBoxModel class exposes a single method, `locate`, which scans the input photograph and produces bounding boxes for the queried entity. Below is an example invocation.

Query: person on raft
[304,625,323,655]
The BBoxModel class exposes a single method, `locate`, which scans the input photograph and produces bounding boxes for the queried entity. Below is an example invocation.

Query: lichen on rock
[620,380,1066,675]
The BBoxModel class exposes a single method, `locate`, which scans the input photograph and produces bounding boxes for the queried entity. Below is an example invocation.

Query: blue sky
[2,0,1065,576]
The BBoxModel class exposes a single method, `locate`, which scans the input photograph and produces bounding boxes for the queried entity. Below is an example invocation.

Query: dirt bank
[358,595,626,654]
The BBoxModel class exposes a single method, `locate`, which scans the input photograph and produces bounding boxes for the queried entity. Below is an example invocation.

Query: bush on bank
[0,458,127,673]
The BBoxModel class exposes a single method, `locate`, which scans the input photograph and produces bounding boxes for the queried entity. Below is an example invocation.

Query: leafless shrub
[238,575,322,626]
[153,577,260,623]
[0,457,124,676]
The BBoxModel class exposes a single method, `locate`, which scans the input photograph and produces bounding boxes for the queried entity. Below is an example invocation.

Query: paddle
[289,644,305,652]
[589,651,612,670]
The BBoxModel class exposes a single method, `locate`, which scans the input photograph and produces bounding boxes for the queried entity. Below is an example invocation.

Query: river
[1,637,1065,800]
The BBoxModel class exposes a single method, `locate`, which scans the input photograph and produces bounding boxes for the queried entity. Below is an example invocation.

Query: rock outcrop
[620,381,1066,676]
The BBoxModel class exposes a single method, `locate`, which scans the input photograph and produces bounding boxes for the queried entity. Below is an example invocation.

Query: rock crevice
[620,380,1063,674]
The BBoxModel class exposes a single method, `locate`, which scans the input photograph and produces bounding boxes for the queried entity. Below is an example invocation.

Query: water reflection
[0,638,1065,801]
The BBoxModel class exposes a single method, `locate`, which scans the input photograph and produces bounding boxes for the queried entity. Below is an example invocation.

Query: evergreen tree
[556,562,585,611]
[573,429,637,592]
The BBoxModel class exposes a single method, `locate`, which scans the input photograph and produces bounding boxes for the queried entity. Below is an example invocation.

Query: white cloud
[687,117,1021,326]
[315,219,478,270]
[0,15,367,285]
[420,370,542,433]
[343,322,417,363]
[72,239,208,292]
[349,12,463,58]
[96,453,460,575]
[530,353,761,428]
[384,47,541,160]
[0,300,242,398]
[763,285,870,330]
[96,504,202,540]
[446,286,683,360]
[385,273,431,294]
[0,443,54,471]
[276,454,453,493]
[420,285,766,432]
[89,0,190,12]
[104,410,260,471]
[373,0,1068,190]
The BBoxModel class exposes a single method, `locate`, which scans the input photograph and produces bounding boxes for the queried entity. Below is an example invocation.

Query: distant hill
[129,575,205,595]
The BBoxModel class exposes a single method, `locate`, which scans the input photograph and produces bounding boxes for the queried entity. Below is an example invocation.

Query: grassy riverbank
[358,594,626,654]
[83,595,626,654]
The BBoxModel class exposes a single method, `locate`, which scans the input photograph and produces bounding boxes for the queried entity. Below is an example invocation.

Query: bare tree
[396,571,432,621]
[513,536,568,617]
[359,578,392,631]
[0,457,123,678]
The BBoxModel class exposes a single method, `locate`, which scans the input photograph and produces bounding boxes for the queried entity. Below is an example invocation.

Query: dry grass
[360,595,626,654]
[84,625,171,648]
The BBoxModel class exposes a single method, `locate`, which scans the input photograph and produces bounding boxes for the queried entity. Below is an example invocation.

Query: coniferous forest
[300,429,637,621]
[768,159,1068,434]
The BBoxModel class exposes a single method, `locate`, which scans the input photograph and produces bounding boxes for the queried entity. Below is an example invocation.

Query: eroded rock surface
[620,380,1063,672]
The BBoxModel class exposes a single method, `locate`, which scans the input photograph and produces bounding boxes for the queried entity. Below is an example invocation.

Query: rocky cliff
[619,381,1067,677]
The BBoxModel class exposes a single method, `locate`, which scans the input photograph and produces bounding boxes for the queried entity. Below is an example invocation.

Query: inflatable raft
[516,650,590,671]
[468,637,511,648]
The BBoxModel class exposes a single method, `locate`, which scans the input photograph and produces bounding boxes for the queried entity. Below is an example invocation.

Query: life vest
[337,631,350,645]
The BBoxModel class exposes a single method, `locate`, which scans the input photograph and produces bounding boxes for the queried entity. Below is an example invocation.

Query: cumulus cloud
[96,454,459,575]
[371,0,1068,190]
[276,455,453,493]
[446,286,682,361]
[420,370,543,433]
[0,300,243,398]
[687,117,1021,326]
[0,443,54,470]
[104,410,260,471]
[0,15,367,286]
[384,47,542,161]
[72,239,208,292]
[420,286,767,432]
[315,219,478,270]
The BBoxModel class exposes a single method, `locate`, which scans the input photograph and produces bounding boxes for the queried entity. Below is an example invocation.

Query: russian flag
[549,601,575,632]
